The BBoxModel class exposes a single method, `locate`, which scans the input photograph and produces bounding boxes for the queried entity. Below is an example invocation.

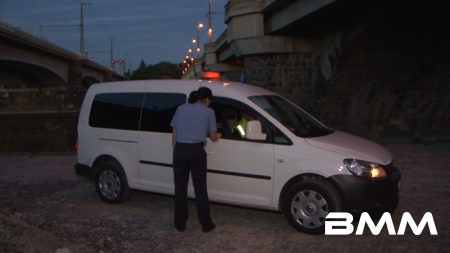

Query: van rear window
[89,93,144,130]
[140,93,186,133]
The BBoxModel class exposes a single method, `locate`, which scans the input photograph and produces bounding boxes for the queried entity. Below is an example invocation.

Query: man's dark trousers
[173,143,213,231]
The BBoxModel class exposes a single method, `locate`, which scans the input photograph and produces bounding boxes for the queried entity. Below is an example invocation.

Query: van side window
[140,93,186,133]
[89,93,144,130]
[211,97,292,145]
[210,97,266,141]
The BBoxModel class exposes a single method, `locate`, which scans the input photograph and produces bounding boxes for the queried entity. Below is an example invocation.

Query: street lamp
[208,0,212,42]
[191,39,197,57]
[208,27,213,42]
[196,22,203,58]
[206,0,224,42]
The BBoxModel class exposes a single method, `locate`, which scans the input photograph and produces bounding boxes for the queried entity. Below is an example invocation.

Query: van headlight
[343,159,387,178]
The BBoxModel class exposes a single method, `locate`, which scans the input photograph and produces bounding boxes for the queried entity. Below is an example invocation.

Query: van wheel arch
[279,174,327,209]
[92,155,131,203]
[91,155,117,179]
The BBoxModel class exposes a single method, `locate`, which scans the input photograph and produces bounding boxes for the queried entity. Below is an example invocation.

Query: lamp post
[208,0,212,42]
[191,39,198,58]
[196,22,203,58]
[206,0,224,42]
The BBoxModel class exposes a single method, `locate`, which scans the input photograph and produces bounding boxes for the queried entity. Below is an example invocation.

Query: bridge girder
[0,23,124,89]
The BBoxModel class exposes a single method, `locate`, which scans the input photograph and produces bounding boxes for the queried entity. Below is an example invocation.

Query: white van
[75,79,401,234]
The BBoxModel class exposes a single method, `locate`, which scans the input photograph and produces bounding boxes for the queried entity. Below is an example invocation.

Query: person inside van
[234,111,256,138]
[170,87,221,233]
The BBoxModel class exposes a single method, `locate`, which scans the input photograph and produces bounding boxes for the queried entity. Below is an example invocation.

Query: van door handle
[276,158,284,163]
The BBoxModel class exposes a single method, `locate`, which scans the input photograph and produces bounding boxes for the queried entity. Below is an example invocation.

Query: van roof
[88,79,275,99]
[198,80,275,98]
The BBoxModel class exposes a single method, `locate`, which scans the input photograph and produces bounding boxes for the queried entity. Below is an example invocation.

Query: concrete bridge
[0,22,125,113]
[0,22,124,91]
[190,0,339,90]
[191,0,449,140]
[186,0,348,108]
[205,0,334,71]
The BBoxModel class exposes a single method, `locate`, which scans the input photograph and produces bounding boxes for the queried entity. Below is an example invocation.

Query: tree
[131,60,182,80]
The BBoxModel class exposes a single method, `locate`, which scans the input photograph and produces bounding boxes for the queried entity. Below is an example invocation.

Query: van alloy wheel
[290,189,329,230]
[282,178,342,234]
[95,159,131,203]
[98,169,121,201]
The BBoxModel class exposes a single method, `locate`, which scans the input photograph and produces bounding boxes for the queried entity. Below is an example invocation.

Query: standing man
[170,87,221,233]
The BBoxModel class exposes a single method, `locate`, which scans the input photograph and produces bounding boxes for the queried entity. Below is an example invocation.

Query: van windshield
[249,95,334,138]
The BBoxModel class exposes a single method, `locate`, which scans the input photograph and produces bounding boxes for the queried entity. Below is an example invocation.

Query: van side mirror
[246,120,267,141]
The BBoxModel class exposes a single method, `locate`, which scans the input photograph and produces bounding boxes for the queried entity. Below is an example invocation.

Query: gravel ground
[0,143,449,253]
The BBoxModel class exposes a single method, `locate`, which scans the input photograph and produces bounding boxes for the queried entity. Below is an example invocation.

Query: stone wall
[239,2,449,141]
[318,27,450,139]
[316,2,450,140]
[0,114,77,153]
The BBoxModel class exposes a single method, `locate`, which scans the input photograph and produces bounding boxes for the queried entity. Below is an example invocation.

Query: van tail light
[75,131,79,152]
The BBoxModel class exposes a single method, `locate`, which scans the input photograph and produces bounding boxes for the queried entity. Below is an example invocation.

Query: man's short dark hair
[188,90,198,103]
[197,87,212,100]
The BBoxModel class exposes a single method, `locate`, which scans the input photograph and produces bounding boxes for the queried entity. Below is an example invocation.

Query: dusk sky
[0,0,228,70]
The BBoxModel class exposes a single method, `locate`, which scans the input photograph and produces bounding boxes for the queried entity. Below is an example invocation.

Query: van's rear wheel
[95,160,130,203]
[282,178,342,234]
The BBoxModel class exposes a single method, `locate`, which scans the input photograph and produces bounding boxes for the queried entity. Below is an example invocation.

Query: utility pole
[122,53,128,75]
[80,2,91,56]
[110,37,115,70]
[39,2,91,56]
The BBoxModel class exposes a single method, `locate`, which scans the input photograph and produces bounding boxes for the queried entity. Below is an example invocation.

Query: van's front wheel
[282,178,342,234]
[95,160,130,203]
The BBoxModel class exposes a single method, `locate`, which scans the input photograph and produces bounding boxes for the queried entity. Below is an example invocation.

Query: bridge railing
[1,22,79,60]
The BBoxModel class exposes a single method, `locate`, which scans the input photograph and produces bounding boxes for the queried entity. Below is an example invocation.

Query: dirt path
[0,144,449,252]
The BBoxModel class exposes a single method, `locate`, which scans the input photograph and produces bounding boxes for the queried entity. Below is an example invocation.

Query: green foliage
[131,60,182,80]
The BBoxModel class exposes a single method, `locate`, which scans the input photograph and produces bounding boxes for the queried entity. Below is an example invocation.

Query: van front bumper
[329,164,401,213]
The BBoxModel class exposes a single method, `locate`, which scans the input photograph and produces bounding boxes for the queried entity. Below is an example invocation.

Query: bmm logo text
[325,212,438,235]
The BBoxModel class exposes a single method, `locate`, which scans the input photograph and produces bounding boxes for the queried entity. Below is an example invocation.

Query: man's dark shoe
[202,223,215,233]
[175,224,186,232]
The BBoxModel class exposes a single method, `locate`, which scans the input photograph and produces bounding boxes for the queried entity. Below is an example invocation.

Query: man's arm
[208,132,221,142]
[207,108,221,142]
[172,128,176,147]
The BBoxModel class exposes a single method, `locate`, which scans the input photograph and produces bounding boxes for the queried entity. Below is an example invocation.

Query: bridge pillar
[206,0,314,108]
[226,0,264,40]
[103,71,113,82]
[68,62,82,91]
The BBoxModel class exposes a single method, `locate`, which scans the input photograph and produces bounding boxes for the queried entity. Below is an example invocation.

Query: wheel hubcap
[304,202,317,215]
[291,190,329,229]
[98,169,121,200]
